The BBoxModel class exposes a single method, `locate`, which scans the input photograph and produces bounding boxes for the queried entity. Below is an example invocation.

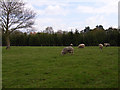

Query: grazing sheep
[104,43,110,47]
[61,46,74,55]
[99,44,103,50]
[78,44,85,48]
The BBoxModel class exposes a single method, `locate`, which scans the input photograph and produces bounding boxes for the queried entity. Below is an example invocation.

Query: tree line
[2,26,120,46]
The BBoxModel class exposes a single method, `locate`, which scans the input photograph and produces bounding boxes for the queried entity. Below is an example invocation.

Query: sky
[24,0,119,32]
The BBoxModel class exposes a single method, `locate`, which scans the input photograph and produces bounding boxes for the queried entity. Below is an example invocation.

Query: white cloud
[25,2,69,16]
[77,0,118,14]
[85,15,109,29]
[45,5,64,15]
[34,17,66,32]
[77,6,94,13]
[24,0,119,32]
[37,5,68,16]
[25,0,69,8]
[25,0,119,15]
[34,17,84,32]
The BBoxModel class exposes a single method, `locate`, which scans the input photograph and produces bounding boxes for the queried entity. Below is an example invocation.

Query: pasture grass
[2,46,118,88]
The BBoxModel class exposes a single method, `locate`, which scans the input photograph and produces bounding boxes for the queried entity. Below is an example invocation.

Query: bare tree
[0,0,36,49]
[44,27,54,34]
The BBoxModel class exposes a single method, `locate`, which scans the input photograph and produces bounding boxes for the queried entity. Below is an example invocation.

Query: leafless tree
[0,0,36,49]
[44,27,54,34]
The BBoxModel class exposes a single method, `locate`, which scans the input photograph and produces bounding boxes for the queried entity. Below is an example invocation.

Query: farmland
[2,46,118,88]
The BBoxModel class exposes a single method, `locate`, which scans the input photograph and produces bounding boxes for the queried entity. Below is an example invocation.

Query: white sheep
[104,43,110,47]
[78,44,85,48]
[70,43,73,46]
[99,44,103,50]
[61,46,74,55]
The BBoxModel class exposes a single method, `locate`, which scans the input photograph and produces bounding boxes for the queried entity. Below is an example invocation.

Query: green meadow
[2,46,118,88]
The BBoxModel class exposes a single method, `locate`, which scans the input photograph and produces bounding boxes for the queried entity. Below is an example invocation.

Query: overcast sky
[24,0,119,32]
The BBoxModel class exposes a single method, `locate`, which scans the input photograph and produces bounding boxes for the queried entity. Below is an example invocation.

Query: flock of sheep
[61,43,110,55]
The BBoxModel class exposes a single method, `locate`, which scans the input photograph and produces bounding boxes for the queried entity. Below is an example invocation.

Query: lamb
[61,46,74,55]
[78,44,85,48]
[99,44,103,50]
[104,43,110,47]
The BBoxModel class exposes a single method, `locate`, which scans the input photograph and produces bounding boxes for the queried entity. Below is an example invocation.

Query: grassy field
[2,46,118,88]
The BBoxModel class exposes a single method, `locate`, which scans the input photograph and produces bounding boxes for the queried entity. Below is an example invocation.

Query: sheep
[70,43,73,46]
[99,44,103,50]
[104,43,110,47]
[78,44,85,48]
[61,46,74,55]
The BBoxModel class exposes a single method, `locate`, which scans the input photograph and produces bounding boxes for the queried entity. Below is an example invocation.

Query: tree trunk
[6,36,10,49]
